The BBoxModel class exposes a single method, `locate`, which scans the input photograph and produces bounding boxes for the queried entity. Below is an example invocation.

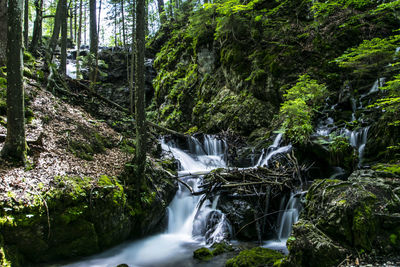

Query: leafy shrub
[279,74,327,143]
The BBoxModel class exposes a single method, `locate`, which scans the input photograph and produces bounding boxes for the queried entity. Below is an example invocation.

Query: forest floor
[0,82,132,205]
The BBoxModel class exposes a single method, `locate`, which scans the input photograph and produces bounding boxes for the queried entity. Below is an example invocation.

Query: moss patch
[225,247,284,267]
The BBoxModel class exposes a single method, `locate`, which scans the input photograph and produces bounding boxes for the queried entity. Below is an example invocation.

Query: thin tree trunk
[157,0,165,24]
[76,0,82,78]
[89,0,97,87]
[74,0,77,43]
[0,0,8,66]
[24,0,29,48]
[30,0,43,54]
[129,0,135,114]
[135,0,147,182]
[83,3,87,45]
[47,0,65,63]
[69,5,73,41]
[97,0,101,35]
[1,0,27,164]
[60,0,68,75]
[121,0,126,48]
[114,2,117,47]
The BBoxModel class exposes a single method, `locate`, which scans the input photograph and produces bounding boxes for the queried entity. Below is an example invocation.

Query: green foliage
[279,74,327,143]
[334,35,400,75]
[280,99,313,144]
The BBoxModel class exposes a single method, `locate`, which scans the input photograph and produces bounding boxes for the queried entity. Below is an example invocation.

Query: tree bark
[29,0,43,54]
[76,0,82,77]
[129,0,135,114]
[23,0,28,48]
[157,0,165,24]
[1,0,27,164]
[47,0,65,63]
[135,0,147,182]
[0,0,8,66]
[60,0,68,75]
[89,0,97,87]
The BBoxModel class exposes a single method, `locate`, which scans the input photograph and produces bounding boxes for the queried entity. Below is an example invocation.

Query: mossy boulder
[193,247,213,261]
[281,220,347,267]
[0,175,131,263]
[283,169,400,266]
[225,247,284,267]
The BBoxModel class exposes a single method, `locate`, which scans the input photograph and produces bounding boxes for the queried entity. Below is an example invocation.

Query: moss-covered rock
[281,220,347,267]
[193,247,213,261]
[225,247,284,267]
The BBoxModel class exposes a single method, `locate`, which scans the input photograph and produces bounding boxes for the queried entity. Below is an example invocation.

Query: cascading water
[345,126,370,168]
[262,192,303,254]
[256,133,292,167]
[65,135,230,267]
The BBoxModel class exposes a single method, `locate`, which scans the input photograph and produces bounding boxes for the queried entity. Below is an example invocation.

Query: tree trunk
[97,0,101,36]
[83,3,86,45]
[60,0,68,75]
[113,2,117,47]
[76,0,82,78]
[0,0,8,66]
[69,6,73,41]
[23,0,28,48]
[47,0,65,63]
[1,0,27,164]
[135,0,147,182]
[121,0,126,48]
[29,0,43,54]
[74,0,77,43]
[129,0,135,114]
[157,0,165,24]
[89,0,97,87]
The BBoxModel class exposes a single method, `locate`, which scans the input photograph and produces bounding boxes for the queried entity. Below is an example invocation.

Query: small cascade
[277,193,301,240]
[361,77,385,99]
[348,127,370,167]
[256,133,292,167]
[315,117,335,137]
[263,192,303,254]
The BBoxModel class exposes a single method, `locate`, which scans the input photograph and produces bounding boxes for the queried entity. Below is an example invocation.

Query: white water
[343,126,370,168]
[256,133,292,167]
[263,191,303,254]
[65,135,228,267]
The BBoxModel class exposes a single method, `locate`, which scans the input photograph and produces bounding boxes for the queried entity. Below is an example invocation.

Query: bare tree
[1,0,27,164]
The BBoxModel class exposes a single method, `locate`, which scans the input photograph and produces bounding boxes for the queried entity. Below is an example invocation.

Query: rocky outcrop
[283,170,400,266]
[0,159,178,266]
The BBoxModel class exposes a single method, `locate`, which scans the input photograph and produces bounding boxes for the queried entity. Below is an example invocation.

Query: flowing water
[65,135,299,266]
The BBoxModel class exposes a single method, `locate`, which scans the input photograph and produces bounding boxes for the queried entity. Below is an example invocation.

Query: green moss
[211,242,234,256]
[225,247,284,267]
[389,234,397,245]
[372,163,400,176]
[193,247,213,261]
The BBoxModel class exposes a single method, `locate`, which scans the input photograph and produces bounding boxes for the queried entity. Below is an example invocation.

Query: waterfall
[65,135,230,266]
[65,134,301,266]
[256,133,292,167]
[345,126,370,168]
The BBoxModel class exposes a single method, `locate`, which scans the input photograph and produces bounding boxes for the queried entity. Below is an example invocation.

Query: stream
[65,135,301,267]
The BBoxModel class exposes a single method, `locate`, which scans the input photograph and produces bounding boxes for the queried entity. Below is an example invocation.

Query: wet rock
[282,219,347,267]
[285,170,400,266]
[204,210,232,245]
